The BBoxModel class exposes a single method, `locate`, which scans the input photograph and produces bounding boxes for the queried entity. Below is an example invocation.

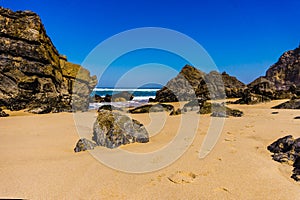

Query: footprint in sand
[167,171,197,184]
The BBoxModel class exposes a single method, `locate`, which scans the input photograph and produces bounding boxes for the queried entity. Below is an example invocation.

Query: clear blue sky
[1,0,300,86]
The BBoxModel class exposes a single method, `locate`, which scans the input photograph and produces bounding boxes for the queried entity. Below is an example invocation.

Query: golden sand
[0,100,300,199]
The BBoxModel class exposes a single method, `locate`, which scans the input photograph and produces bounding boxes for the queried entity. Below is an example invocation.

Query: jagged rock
[74,138,96,152]
[0,108,9,117]
[272,99,300,109]
[97,105,123,112]
[128,104,174,114]
[154,65,246,102]
[265,45,300,92]
[92,110,149,148]
[233,90,271,105]
[0,7,97,113]
[221,72,246,98]
[246,45,300,100]
[267,135,300,181]
[178,99,243,117]
[267,135,294,153]
[247,77,295,100]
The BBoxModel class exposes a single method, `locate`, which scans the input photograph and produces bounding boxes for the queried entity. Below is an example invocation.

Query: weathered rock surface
[246,77,295,101]
[0,7,97,113]
[246,45,300,102]
[233,89,271,105]
[272,99,300,109]
[178,99,243,117]
[265,45,300,92]
[92,110,149,148]
[267,135,300,181]
[154,65,246,102]
[128,103,174,114]
[74,138,96,152]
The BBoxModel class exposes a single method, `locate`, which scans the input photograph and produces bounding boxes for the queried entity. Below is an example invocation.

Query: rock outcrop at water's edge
[0,7,97,113]
[154,65,246,102]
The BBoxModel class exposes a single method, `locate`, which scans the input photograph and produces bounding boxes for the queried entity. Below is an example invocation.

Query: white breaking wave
[132,96,155,101]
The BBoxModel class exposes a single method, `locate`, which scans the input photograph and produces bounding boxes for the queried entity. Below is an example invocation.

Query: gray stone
[92,110,149,148]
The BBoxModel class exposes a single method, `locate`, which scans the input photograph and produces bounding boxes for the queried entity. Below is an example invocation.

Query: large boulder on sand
[92,110,149,148]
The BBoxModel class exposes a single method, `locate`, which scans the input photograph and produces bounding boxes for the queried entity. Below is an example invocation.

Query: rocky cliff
[266,45,300,91]
[0,7,97,113]
[155,65,246,102]
[244,45,300,102]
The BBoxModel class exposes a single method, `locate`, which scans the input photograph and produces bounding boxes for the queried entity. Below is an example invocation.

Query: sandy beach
[1,100,300,199]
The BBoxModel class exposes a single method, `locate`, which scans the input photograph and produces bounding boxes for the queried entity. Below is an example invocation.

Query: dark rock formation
[272,99,300,109]
[246,77,295,101]
[178,99,243,117]
[266,45,300,92]
[97,105,123,112]
[74,138,96,152]
[221,72,246,98]
[0,7,97,113]
[0,108,9,117]
[154,65,246,102]
[93,91,134,103]
[92,110,149,148]
[128,103,174,114]
[267,135,300,181]
[233,89,271,105]
[246,45,300,101]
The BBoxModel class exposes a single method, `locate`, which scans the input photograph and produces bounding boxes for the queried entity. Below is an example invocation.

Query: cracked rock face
[0,7,97,113]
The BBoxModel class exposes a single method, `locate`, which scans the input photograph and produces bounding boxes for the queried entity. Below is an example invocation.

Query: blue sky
[1,0,300,87]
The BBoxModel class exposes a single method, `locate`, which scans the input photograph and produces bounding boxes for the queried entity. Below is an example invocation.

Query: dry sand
[1,100,300,199]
